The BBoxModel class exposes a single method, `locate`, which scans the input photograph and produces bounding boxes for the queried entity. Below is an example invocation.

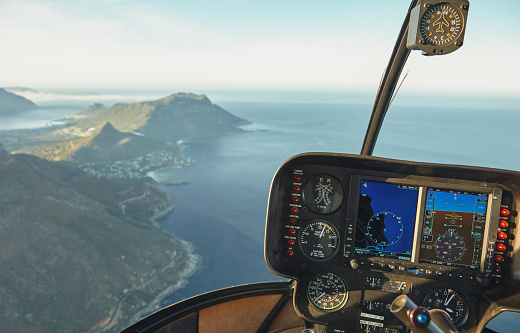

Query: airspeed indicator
[299,220,339,261]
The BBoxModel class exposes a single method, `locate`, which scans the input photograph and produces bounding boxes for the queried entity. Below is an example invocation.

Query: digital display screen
[354,181,419,260]
[419,188,488,269]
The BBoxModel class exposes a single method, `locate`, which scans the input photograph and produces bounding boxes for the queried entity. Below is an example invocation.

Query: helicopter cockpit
[121,1,520,332]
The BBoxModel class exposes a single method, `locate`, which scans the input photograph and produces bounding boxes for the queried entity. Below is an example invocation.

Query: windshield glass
[0,1,519,332]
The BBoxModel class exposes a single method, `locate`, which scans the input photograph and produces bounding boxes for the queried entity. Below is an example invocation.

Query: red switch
[496,242,506,252]
[498,231,508,240]
[499,220,509,228]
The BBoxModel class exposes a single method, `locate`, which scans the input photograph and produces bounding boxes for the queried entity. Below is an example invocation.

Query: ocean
[2,95,519,329]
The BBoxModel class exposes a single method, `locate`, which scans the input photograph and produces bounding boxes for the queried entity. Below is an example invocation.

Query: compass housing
[407,0,469,56]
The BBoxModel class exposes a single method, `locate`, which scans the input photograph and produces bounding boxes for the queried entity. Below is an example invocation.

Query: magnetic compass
[407,0,469,56]
[307,273,348,311]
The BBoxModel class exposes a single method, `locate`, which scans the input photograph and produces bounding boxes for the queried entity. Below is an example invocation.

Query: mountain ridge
[0,147,196,332]
[72,92,250,142]
[0,88,38,114]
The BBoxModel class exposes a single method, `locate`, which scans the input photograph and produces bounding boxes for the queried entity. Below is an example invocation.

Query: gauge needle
[315,292,326,302]
[444,293,455,306]
[319,227,326,238]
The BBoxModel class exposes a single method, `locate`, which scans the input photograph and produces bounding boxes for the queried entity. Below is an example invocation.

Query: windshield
[1,1,519,332]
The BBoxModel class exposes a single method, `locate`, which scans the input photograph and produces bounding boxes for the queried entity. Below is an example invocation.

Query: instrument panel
[264,153,518,333]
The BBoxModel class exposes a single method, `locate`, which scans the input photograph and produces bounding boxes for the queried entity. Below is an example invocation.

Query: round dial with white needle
[307,273,348,311]
[423,288,469,327]
[299,220,339,261]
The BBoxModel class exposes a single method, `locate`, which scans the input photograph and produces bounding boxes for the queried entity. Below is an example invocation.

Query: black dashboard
[264,153,519,333]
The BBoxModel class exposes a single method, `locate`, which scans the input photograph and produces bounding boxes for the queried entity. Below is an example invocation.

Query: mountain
[13,122,179,165]
[68,122,179,163]
[0,147,197,332]
[67,102,107,120]
[0,88,38,114]
[72,92,250,142]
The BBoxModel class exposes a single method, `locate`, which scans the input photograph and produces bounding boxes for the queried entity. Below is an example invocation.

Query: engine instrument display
[419,188,488,269]
[354,181,419,260]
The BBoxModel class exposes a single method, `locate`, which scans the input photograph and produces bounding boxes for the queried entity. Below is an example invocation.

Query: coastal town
[78,151,193,179]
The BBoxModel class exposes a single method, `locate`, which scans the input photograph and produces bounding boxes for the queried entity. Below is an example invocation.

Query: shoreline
[128,239,202,324]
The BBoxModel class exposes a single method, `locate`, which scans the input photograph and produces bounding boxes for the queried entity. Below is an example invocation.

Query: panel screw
[456,41,463,47]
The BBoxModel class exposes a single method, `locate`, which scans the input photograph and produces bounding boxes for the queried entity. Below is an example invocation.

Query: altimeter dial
[307,273,348,311]
[423,288,469,327]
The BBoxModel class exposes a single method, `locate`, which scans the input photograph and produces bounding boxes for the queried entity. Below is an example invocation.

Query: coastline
[128,239,202,324]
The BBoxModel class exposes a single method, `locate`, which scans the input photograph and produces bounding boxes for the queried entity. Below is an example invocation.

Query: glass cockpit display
[354,181,419,260]
[419,188,488,269]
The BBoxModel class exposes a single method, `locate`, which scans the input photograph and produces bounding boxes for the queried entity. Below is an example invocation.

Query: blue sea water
[151,101,520,308]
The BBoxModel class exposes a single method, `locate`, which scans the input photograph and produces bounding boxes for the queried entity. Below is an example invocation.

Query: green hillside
[0,145,197,332]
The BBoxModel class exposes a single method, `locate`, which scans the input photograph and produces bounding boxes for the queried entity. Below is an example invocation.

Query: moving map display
[419,188,488,269]
[354,181,419,260]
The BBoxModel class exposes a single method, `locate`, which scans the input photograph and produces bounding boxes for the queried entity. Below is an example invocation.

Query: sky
[0,0,519,98]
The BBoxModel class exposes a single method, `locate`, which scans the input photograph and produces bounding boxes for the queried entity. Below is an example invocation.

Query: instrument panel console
[264,153,518,333]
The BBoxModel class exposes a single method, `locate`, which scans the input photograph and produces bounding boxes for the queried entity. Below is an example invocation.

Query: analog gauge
[299,220,339,261]
[382,280,411,294]
[435,229,465,262]
[307,273,348,311]
[420,3,464,46]
[303,174,344,214]
[367,211,403,248]
[423,288,469,327]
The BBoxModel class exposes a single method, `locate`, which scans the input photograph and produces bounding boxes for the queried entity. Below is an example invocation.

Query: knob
[350,258,359,269]
[476,274,490,286]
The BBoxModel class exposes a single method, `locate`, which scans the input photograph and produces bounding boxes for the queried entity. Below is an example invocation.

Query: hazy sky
[0,0,519,96]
